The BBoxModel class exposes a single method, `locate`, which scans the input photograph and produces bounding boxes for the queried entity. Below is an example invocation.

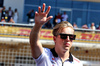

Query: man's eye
[70,36,74,38]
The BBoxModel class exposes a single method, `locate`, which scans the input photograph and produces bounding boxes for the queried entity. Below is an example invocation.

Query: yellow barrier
[0,26,100,43]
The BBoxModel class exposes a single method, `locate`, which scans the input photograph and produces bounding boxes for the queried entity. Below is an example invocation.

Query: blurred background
[0,0,100,66]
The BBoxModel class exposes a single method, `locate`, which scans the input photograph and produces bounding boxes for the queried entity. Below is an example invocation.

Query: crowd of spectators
[53,11,68,27]
[0,6,19,23]
[78,22,100,33]
[26,9,100,32]
[42,11,100,32]
[1,6,98,32]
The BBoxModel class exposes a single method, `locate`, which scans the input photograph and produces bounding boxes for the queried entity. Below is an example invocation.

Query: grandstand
[0,23,100,66]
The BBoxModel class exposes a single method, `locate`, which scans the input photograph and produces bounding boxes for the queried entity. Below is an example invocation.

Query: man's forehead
[60,27,74,34]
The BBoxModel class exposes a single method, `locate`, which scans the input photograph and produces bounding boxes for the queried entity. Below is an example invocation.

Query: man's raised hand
[35,3,53,27]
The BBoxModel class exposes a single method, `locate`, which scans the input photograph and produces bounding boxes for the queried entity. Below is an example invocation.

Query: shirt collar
[50,48,73,62]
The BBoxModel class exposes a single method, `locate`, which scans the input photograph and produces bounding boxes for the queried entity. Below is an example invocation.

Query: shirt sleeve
[33,48,49,64]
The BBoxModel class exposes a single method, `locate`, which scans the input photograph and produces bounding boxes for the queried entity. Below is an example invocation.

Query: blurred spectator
[1,17,6,22]
[13,8,19,23]
[27,9,35,23]
[82,24,88,29]
[53,13,62,27]
[0,17,6,26]
[90,22,96,30]
[44,21,52,29]
[56,12,61,23]
[90,22,96,33]
[7,7,14,22]
[61,11,68,21]
[0,6,7,20]
[96,24,100,30]
[73,23,78,28]
[53,15,57,27]
[4,11,8,22]
[96,24,100,33]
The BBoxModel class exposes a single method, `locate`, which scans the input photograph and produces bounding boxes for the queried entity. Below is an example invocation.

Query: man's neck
[61,51,69,62]
[51,48,73,62]
[55,48,69,62]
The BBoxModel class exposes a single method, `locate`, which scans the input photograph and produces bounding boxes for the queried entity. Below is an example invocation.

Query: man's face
[53,27,74,54]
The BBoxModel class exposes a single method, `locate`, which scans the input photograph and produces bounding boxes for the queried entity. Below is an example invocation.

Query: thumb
[46,16,53,22]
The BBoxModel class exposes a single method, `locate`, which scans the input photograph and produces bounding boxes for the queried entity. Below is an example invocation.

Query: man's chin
[63,48,69,53]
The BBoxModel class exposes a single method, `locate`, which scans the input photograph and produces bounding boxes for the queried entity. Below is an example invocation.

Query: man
[44,21,52,29]
[7,7,14,22]
[30,3,83,66]
[61,11,68,21]
[27,9,35,23]
[0,6,6,20]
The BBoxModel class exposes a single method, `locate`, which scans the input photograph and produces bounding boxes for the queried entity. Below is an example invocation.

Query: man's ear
[53,36,56,43]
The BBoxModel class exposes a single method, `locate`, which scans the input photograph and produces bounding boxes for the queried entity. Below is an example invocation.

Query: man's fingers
[38,6,41,14]
[45,6,51,15]
[46,16,53,22]
[35,11,39,16]
[42,3,45,12]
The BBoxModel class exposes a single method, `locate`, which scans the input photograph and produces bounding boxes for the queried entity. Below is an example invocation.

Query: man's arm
[29,3,53,59]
